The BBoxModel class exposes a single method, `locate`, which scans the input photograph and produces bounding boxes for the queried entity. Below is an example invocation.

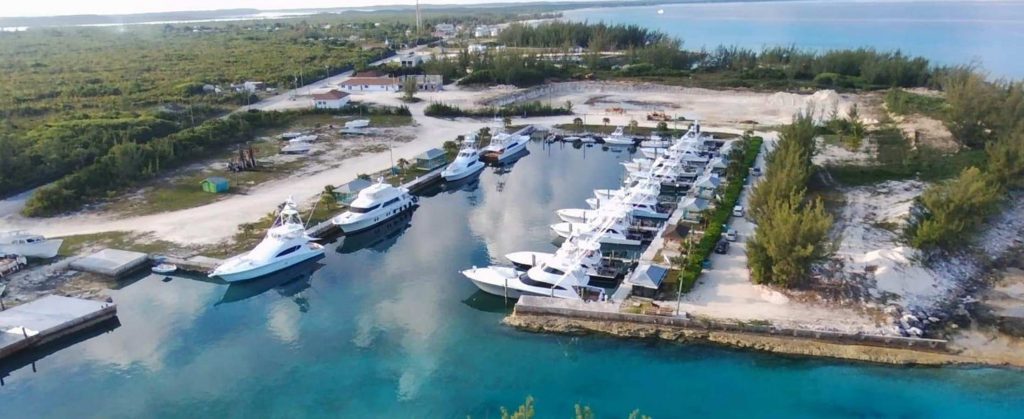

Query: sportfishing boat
[505,239,603,271]
[441,138,485,181]
[558,200,669,222]
[602,126,635,146]
[0,231,63,258]
[210,198,325,282]
[461,250,605,300]
[481,128,529,162]
[331,180,417,233]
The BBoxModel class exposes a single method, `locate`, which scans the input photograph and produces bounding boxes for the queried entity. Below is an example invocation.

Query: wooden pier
[150,254,223,274]
[0,295,118,362]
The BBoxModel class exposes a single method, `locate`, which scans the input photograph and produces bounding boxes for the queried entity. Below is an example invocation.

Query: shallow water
[3,143,1024,417]
[564,0,1024,78]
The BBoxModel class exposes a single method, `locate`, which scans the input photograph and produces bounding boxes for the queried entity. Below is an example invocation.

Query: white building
[242,81,265,92]
[339,76,400,92]
[312,90,350,109]
[399,54,424,68]
[467,44,487,54]
[399,74,444,92]
[433,23,456,38]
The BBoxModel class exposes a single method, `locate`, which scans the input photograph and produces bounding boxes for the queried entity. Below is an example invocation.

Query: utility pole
[415,0,422,37]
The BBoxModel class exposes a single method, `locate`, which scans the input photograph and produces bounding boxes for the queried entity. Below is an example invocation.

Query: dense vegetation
[676,136,762,293]
[498,21,664,50]
[423,49,571,87]
[747,113,833,288]
[899,68,1024,249]
[424,101,571,118]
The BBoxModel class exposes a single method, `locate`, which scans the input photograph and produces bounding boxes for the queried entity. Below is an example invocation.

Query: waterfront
[1,143,1023,417]
[564,0,1024,78]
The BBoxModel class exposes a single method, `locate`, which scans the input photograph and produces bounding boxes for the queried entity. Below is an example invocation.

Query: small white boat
[481,128,529,162]
[345,119,370,129]
[281,142,312,154]
[602,126,635,146]
[279,132,303,140]
[331,180,417,233]
[289,135,318,143]
[442,137,485,181]
[152,263,177,274]
[210,198,325,282]
[657,9,665,15]
[0,231,63,258]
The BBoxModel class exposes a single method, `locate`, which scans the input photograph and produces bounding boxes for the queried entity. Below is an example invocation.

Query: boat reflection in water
[461,290,514,314]
[335,207,416,254]
[489,149,530,192]
[216,255,324,309]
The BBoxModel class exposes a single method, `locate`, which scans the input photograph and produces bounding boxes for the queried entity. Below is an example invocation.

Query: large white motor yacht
[210,198,325,282]
[0,231,63,258]
[505,239,603,271]
[602,126,635,146]
[481,128,529,162]
[462,249,604,300]
[559,199,668,222]
[441,137,485,181]
[331,180,417,234]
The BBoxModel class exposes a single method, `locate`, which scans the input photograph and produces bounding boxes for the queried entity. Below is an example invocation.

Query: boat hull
[0,239,63,259]
[216,246,325,283]
[482,140,528,163]
[333,199,417,234]
[442,160,485,181]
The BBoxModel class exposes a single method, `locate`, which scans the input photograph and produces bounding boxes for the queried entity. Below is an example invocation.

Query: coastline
[504,312,1020,368]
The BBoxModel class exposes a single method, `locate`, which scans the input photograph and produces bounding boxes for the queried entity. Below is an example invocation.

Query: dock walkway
[0,295,117,361]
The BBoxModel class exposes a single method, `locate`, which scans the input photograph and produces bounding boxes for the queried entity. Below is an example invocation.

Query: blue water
[3,143,1024,417]
[564,0,1024,78]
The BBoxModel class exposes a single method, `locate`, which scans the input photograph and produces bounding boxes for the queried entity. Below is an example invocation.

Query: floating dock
[0,295,117,361]
[70,248,148,279]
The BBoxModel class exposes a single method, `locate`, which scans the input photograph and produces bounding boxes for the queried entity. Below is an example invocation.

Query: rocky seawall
[505,313,1023,367]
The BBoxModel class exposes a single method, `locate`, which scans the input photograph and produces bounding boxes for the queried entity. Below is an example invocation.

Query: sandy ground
[668,135,887,334]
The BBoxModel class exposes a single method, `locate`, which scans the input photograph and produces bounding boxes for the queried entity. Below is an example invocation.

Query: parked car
[725,228,738,242]
[750,167,762,176]
[714,239,730,254]
[732,205,744,217]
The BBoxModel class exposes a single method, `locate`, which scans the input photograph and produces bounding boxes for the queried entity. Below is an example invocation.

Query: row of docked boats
[209,125,533,282]
[460,122,724,301]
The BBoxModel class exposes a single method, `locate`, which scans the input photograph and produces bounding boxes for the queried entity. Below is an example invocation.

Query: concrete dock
[0,295,117,361]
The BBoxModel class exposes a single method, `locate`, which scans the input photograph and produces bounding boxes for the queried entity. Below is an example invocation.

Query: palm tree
[628,119,639,133]
[602,117,610,126]
[573,117,583,129]
[502,115,512,128]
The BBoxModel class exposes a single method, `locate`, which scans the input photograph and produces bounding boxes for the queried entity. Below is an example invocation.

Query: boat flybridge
[210,198,325,282]
[462,235,606,300]
[442,135,486,181]
[331,179,417,234]
[0,231,63,258]
[564,196,668,221]
[602,126,635,146]
[481,126,529,162]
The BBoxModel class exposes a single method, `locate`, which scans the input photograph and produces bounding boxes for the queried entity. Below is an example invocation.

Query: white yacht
[559,200,668,221]
[0,231,63,258]
[549,221,640,246]
[602,126,635,146]
[481,128,529,162]
[210,199,325,282]
[462,249,604,300]
[505,239,602,271]
[345,119,370,129]
[331,180,417,233]
[441,138,485,181]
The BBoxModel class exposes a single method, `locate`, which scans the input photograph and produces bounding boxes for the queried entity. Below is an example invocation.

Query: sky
[2,0,564,18]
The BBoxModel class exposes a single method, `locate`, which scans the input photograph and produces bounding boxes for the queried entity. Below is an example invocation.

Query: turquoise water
[564,0,1024,78]
[3,143,1024,417]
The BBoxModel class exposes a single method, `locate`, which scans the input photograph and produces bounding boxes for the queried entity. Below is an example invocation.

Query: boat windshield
[349,203,380,214]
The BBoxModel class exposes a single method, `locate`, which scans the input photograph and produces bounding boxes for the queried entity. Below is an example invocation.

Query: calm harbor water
[564,0,1024,78]
[3,143,1024,417]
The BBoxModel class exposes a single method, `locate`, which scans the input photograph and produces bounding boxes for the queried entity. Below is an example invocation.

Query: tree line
[746,112,833,288]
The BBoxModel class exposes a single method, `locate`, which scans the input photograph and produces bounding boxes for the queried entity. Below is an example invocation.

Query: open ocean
[564,0,1024,78]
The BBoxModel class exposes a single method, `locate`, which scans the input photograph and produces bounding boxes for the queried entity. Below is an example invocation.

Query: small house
[312,89,351,109]
[201,177,230,193]
[399,54,424,68]
[679,197,709,222]
[415,148,448,171]
[339,76,400,92]
[625,263,669,298]
[398,74,443,92]
[336,178,373,205]
[693,174,722,199]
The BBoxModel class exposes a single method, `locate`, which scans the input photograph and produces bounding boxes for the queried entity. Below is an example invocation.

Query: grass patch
[884,88,947,120]
[57,231,184,257]
[367,114,413,127]
[825,127,986,186]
